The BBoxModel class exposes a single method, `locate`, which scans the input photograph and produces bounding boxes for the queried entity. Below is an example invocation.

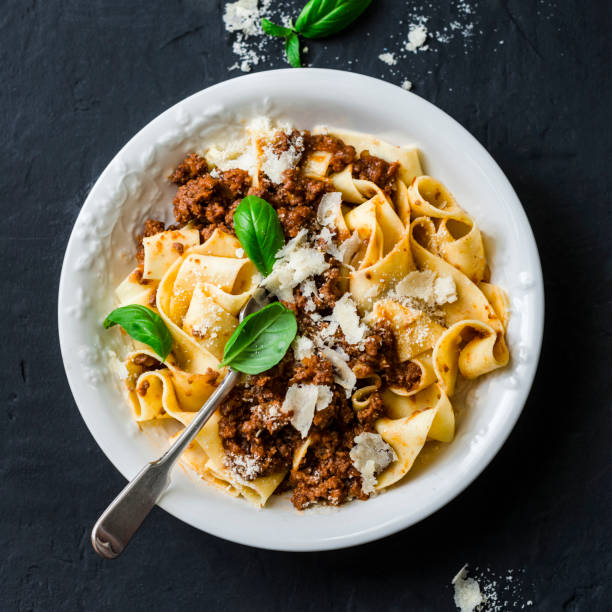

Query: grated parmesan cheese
[331,294,366,344]
[401,79,413,91]
[223,0,263,36]
[261,133,304,184]
[349,433,397,495]
[262,229,329,301]
[226,452,262,480]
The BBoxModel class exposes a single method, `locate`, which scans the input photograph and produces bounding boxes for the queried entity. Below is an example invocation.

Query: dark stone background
[1,0,610,610]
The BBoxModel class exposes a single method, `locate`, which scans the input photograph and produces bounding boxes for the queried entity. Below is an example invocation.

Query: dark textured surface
[1,1,610,610]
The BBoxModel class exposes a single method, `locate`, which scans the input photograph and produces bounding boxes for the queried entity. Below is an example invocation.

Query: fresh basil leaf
[103,305,173,361]
[285,31,302,67]
[261,18,293,38]
[234,196,284,276]
[220,303,297,374]
[295,0,372,39]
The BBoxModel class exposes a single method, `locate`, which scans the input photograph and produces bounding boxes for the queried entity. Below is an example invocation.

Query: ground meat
[168,153,209,185]
[290,354,334,386]
[135,219,166,264]
[355,391,384,426]
[249,168,330,238]
[352,150,399,195]
[289,426,366,509]
[385,360,422,391]
[316,261,346,309]
[172,166,251,238]
[218,357,302,480]
[304,133,356,173]
[132,354,162,370]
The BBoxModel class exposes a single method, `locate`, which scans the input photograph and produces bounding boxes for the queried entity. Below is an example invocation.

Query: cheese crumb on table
[406,24,429,52]
[452,565,484,612]
[378,52,397,65]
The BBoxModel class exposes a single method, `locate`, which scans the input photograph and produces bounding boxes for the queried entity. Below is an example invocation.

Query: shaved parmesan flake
[281,384,333,437]
[434,275,457,304]
[396,270,436,302]
[394,270,457,306]
[338,231,362,265]
[315,385,333,411]
[331,294,366,344]
[349,433,397,495]
[262,229,329,300]
[281,384,318,437]
[322,347,357,397]
[316,192,342,227]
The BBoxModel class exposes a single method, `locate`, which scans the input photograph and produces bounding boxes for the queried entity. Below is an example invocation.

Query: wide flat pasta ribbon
[433,319,509,396]
[409,217,503,334]
[382,383,455,443]
[374,408,437,489]
[316,127,423,185]
[369,300,445,361]
[408,176,487,282]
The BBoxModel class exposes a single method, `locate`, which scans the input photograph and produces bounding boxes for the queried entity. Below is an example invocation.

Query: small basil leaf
[234,196,284,276]
[295,0,372,39]
[285,31,302,67]
[103,305,173,361]
[261,18,293,38]
[220,303,297,375]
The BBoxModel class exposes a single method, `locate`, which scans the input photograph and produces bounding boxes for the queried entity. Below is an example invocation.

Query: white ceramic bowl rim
[58,69,544,551]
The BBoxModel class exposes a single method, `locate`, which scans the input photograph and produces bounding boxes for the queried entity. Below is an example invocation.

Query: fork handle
[91,369,240,559]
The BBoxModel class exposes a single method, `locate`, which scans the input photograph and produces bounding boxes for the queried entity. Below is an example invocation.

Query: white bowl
[58,68,544,551]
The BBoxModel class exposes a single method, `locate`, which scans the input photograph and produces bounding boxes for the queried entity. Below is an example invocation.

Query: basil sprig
[295,0,373,38]
[103,305,173,361]
[220,303,297,374]
[234,195,285,276]
[262,0,372,67]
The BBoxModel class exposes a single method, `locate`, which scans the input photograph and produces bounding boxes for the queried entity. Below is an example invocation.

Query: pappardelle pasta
[111,118,510,509]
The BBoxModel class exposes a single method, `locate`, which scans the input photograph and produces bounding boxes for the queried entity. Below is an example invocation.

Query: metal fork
[90,296,260,559]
